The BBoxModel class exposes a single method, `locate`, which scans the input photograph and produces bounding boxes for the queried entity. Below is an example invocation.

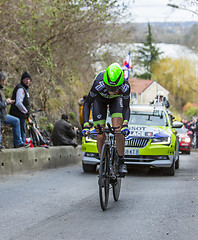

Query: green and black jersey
[83,71,130,125]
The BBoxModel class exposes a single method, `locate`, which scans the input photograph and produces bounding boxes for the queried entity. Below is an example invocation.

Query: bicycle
[93,123,125,211]
[26,109,52,147]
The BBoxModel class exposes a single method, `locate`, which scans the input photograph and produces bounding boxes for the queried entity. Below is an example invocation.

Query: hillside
[1,0,198,125]
[121,21,198,50]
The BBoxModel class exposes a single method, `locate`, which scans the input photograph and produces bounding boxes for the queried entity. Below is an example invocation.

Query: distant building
[128,78,169,104]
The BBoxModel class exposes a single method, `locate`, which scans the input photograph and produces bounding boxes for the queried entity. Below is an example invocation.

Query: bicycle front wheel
[99,143,110,211]
[113,178,121,201]
[112,149,121,201]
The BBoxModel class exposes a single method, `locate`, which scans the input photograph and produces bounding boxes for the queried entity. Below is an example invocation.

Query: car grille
[124,155,169,162]
[125,138,150,148]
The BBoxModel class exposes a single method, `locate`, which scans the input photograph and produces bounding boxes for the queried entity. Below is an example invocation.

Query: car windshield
[129,111,168,126]
[176,127,186,134]
[106,109,168,127]
[106,112,112,124]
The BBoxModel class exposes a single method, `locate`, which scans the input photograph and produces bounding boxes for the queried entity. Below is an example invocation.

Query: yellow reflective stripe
[111,113,123,118]
[84,122,89,127]
[93,120,106,126]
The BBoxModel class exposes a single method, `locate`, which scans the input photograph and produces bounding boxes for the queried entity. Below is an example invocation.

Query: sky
[122,0,198,23]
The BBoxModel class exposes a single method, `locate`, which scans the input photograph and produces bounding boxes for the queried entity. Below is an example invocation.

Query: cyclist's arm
[83,92,96,125]
[83,82,98,125]
[122,83,131,124]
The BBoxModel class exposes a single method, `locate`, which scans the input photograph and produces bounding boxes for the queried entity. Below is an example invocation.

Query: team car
[176,125,191,154]
[124,104,182,175]
[82,104,183,176]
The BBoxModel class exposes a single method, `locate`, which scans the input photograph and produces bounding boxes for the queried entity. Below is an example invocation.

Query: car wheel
[175,159,179,169]
[186,151,190,155]
[164,161,175,176]
[82,163,96,173]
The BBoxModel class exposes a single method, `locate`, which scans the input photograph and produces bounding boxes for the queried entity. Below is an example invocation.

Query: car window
[129,111,168,126]
[106,112,112,124]
[106,108,168,126]
[176,127,186,134]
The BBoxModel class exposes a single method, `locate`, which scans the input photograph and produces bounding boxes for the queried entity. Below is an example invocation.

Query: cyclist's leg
[97,130,106,158]
[112,117,124,155]
[109,96,124,155]
[93,97,108,157]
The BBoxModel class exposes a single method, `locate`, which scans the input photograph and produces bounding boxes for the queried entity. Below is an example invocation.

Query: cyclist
[82,63,130,175]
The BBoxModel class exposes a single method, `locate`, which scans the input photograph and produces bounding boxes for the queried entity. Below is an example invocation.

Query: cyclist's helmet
[103,63,124,92]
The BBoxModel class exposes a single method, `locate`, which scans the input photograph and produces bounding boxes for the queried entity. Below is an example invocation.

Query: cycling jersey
[83,71,130,125]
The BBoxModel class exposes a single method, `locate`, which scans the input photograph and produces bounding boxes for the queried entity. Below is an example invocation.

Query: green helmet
[103,63,124,92]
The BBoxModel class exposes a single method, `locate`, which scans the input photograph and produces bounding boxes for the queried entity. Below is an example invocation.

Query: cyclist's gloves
[121,124,130,136]
[81,122,90,136]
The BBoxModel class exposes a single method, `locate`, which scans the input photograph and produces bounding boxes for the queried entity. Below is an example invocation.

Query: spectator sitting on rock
[51,114,78,147]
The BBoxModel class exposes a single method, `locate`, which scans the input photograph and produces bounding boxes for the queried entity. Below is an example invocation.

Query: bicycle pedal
[98,179,105,187]
[110,178,116,184]
[118,173,126,178]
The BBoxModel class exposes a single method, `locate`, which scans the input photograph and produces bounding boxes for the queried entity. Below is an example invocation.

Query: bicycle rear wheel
[112,149,121,201]
[99,143,110,211]
[30,127,40,147]
[41,129,53,146]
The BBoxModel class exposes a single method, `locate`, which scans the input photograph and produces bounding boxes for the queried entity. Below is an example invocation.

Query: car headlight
[151,136,171,145]
[85,134,97,142]
[183,137,191,143]
[85,152,98,158]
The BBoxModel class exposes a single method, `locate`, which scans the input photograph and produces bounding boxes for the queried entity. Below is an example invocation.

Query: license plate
[125,149,139,155]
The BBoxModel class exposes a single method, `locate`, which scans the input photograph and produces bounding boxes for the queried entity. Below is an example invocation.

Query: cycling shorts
[92,95,123,126]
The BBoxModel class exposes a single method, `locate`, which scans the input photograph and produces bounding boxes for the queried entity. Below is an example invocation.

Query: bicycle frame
[107,134,118,181]
[27,109,51,147]
[93,123,123,210]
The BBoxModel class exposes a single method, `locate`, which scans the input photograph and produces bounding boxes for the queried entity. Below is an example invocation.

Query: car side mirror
[172,121,183,128]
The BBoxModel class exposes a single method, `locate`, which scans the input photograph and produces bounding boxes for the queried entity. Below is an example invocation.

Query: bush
[183,102,198,120]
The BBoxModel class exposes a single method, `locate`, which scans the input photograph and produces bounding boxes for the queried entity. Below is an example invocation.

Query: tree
[0,0,123,122]
[183,24,198,51]
[152,57,198,110]
[134,23,162,79]
[169,0,198,8]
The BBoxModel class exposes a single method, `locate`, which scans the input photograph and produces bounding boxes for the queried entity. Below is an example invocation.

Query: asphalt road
[1,152,198,240]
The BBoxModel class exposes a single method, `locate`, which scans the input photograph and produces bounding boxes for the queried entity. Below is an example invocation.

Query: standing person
[0,71,29,148]
[153,91,170,108]
[51,114,78,147]
[81,63,130,175]
[78,95,87,129]
[9,72,31,143]
[195,119,198,149]
[186,120,194,142]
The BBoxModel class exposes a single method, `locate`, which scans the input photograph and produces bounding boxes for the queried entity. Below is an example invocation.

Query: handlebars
[95,123,120,134]
[29,108,45,114]
[87,123,122,136]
